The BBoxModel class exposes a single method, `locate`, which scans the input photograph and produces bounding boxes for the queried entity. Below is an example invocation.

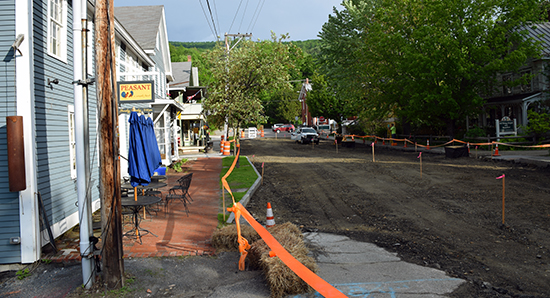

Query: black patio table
[121,181,167,192]
[121,195,162,244]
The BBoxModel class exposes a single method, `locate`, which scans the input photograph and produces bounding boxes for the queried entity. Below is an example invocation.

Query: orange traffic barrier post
[223,141,231,156]
[497,174,505,224]
[266,202,275,227]
[493,143,501,156]
[427,139,430,150]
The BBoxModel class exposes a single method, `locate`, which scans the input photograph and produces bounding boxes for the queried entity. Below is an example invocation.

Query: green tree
[306,72,343,122]
[202,35,295,138]
[318,0,545,137]
[169,43,215,86]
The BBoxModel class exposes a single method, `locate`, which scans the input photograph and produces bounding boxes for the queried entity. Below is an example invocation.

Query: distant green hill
[169,39,321,56]
[170,41,219,51]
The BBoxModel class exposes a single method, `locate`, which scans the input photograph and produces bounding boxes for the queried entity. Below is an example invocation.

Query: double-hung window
[48,0,67,61]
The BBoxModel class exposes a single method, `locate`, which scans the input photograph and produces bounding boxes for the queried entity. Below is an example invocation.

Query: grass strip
[219,156,258,226]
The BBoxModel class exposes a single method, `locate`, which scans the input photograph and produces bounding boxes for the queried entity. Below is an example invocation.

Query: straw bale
[264,253,318,298]
[211,224,260,252]
[267,222,302,238]
[248,222,318,297]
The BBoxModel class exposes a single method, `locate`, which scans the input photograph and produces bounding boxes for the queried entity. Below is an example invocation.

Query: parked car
[291,127,320,144]
[274,124,295,133]
[271,123,284,131]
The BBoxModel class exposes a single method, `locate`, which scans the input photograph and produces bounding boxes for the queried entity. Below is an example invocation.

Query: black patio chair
[164,173,193,216]
[172,172,194,202]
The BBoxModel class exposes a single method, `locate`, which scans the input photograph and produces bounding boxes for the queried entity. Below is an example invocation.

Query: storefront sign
[117,81,155,103]
[496,117,517,138]
[499,120,514,133]
[118,107,153,115]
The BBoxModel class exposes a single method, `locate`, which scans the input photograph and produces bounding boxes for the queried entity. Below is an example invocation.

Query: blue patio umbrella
[128,112,162,193]
[144,116,162,174]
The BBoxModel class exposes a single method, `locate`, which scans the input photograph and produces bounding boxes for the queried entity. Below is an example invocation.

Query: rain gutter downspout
[73,0,94,289]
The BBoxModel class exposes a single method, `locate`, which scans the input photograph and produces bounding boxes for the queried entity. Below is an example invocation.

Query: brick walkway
[44,158,222,262]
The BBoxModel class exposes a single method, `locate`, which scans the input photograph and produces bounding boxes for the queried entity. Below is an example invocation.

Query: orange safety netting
[222,142,347,298]
[335,134,550,149]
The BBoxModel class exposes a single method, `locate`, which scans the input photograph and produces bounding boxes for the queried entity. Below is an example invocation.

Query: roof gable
[114,6,163,51]
[169,62,192,88]
[525,22,550,57]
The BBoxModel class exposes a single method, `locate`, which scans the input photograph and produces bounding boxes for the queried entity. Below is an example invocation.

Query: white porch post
[522,101,530,126]
[172,113,180,160]
[16,0,40,263]
[164,111,171,162]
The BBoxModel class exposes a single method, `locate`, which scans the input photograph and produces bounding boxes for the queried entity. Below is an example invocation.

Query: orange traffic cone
[493,143,500,156]
[266,202,275,228]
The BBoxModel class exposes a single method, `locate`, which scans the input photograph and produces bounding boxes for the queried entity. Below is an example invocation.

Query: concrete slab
[292,232,464,298]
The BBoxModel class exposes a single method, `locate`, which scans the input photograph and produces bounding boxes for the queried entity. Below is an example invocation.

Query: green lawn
[218,156,259,225]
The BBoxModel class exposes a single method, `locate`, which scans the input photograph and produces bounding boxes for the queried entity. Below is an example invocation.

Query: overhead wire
[212,0,221,38]
[238,0,250,33]
[206,0,220,39]
[198,0,217,40]
[228,0,244,34]
[249,0,266,35]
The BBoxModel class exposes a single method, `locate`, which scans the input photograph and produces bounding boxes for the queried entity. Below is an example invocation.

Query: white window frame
[68,105,77,179]
[48,0,68,62]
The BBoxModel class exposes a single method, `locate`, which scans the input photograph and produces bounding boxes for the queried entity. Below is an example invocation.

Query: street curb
[226,156,262,224]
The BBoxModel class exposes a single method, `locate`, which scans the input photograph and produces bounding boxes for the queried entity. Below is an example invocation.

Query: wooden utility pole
[95,0,124,289]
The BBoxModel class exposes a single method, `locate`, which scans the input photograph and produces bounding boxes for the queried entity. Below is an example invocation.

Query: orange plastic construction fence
[336,134,550,150]
[231,203,347,298]
[221,144,347,298]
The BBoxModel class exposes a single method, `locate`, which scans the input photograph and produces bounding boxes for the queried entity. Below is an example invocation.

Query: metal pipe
[73,0,93,289]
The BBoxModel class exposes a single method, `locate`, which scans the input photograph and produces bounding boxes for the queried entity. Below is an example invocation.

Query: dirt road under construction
[241,137,550,298]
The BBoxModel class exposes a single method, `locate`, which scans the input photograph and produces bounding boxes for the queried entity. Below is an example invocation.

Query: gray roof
[169,62,192,89]
[525,22,550,57]
[114,6,164,51]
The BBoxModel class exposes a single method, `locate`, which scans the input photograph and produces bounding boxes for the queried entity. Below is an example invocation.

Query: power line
[238,0,249,33]
[206,0,219,39]
[228,0,244,34]
[212,0,220,38]
[249,0,265,35]
[247,0,264,33]
[198,0,216,39]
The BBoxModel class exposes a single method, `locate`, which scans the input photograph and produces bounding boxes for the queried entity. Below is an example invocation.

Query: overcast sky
[113,0,343,42]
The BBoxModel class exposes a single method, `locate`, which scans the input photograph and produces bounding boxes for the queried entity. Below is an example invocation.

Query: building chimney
[187,55,192,62]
